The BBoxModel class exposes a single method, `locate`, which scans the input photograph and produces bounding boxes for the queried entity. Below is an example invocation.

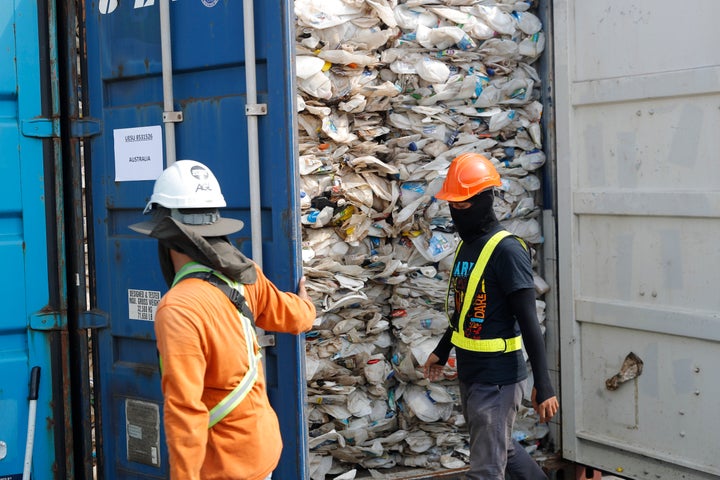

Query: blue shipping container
[0,1,69,479]
[81,0,306,479]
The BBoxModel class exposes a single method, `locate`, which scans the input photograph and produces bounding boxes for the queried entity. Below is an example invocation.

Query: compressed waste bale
[296,1,552,477]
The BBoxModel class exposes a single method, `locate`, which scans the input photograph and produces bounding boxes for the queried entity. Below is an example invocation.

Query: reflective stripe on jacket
[446,230,524,353]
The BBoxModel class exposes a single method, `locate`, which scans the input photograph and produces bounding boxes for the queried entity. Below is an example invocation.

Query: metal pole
[160,0,178,166]
[22,367,41,480]
[243,0,263,268]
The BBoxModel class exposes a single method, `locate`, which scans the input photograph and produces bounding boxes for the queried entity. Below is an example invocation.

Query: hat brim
[434,183,499,202]
[129,217,244,237]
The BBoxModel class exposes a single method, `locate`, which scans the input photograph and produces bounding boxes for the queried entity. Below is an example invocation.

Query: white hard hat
[144,159,226,212]
[130,160,244,237]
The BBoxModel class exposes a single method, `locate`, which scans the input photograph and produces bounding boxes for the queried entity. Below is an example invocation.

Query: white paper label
[113,125,163,181]
[128,289,161,321]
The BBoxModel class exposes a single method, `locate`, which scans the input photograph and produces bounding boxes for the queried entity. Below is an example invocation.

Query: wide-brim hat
[129,207,244,238]
[130,212,257,285]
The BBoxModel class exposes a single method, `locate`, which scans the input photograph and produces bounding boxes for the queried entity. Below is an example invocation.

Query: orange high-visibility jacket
[155,264,316,480]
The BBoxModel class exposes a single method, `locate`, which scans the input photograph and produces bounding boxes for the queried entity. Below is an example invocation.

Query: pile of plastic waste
[296,1,551,478]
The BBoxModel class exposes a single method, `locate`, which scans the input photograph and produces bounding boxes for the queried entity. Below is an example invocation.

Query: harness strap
[170,262,261,428]
[207,304,259,428]
[446,230,524,353]
[177,270,255,328]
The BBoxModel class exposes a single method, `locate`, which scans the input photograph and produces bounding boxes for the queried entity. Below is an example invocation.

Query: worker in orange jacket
[130,160,315,480]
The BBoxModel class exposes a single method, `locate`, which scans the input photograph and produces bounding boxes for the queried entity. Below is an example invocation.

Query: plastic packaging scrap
[296,1,552,477]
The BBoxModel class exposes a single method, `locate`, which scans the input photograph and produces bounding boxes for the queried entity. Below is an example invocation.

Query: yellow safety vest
[446,230,524,353]
[169,262,261,428]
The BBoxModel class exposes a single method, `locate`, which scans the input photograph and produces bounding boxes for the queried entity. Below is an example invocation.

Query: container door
[0,1,69,479]
[82,1,306,478]
[554,1,720,478]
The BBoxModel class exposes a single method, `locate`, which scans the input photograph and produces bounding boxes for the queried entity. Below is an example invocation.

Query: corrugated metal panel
[554,1,720,478]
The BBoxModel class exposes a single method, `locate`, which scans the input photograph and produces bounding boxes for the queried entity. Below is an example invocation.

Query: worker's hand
[531,387,559,423]
[423,353,444,382]
[297,276,311,302]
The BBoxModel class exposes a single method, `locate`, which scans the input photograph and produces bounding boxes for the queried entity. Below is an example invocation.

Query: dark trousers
[460,381,547,480]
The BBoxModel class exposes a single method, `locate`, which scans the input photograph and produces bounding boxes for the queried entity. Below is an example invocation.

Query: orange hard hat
[435,153,501,202]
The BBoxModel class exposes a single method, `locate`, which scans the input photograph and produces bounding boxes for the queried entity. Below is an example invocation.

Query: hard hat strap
[169,208,221,226]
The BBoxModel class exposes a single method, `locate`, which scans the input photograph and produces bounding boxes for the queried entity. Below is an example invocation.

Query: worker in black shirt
[424,153,559,480]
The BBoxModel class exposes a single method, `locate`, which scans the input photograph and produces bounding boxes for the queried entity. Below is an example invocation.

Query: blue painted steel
[0,1,64,479]
[84,1,306,478]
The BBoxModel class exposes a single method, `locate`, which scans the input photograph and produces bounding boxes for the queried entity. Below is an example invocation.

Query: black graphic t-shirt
[442,226,534,385]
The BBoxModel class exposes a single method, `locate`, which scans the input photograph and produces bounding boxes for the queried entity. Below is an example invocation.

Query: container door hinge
[21,118,60,138]
[21,118,102,139]
[30,309,67,330]
[77,309,110,330]
[70,118,102,138]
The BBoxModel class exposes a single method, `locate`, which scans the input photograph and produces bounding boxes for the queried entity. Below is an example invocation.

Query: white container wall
[554,1,720,479]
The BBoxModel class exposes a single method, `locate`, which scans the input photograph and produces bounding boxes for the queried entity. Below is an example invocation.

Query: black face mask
[449,190,499,242]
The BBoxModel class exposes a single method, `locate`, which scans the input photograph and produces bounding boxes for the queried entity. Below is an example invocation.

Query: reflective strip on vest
[446,230,523,353]
[172,262,261,428]
[207,303,259,428]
